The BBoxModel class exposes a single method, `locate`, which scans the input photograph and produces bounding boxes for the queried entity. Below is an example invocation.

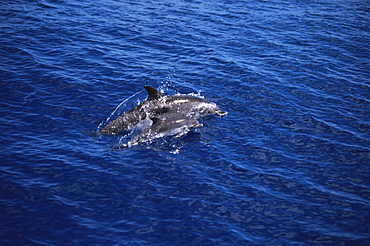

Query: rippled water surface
[1,0,370,245]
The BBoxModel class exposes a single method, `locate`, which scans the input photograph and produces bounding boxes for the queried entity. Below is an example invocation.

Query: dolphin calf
[125,117,203,147]
[100,86,226,135]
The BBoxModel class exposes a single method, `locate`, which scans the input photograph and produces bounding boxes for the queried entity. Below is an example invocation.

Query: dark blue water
[1,0,370,245]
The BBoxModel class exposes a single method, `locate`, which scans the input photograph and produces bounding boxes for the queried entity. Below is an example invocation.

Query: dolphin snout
[217,110,227,116]
[195,123,203,128]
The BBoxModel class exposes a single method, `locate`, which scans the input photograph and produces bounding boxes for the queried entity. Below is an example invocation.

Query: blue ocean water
[1,0,370,245]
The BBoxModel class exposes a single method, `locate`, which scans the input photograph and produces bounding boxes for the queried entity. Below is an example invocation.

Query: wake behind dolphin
[100,86,227,136]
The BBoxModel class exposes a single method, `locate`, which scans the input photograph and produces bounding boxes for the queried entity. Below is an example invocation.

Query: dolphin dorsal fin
[150,117,162,125]
[144,86,164,100]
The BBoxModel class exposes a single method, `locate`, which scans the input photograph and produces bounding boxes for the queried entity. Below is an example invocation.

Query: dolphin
[125,117,203,147]
[100,86,226,135]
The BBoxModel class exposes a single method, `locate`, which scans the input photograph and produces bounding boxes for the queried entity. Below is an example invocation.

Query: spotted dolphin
[100,86,226,135]
[125,117,203,147]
